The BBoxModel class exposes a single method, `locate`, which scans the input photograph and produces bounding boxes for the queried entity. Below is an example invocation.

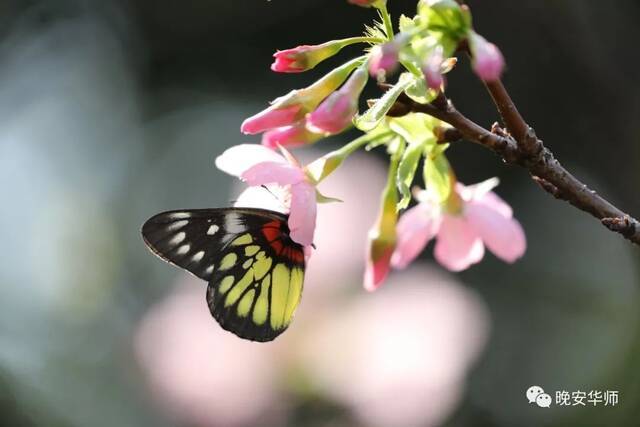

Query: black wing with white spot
[141,208,284,281]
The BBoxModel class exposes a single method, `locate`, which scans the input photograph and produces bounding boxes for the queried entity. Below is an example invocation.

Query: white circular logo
[526,385,545,404]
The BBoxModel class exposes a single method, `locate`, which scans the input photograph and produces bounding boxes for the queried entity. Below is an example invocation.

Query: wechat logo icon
[527,385,552,408]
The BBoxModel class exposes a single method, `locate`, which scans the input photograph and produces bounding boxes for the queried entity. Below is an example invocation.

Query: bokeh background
[1,1,640,426]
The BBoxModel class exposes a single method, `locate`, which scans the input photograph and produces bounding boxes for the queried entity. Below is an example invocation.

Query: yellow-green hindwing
[141,208,306,342]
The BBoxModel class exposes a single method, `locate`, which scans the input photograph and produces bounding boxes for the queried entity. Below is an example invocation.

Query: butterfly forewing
[141,208,306,342]
[142,209,231,281]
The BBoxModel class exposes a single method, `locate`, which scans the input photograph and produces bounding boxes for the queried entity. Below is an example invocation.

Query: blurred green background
[1,1,639,426]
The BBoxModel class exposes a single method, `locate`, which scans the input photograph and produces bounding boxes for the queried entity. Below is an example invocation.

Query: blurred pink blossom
[392,178,526,272]
[469,32,505,82]
[134,280,285,427]
[309,154,387,294]
[298,266,490,427]
[368,42,400,77]
[422,46,445,90]
[215,144,317,246]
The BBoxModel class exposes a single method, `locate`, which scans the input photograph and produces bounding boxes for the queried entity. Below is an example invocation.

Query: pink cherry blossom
[391,178,526,272]
[368,42,400,77]
[469,33,505,82]
[262,122,322,149]
[368,33,411,78]
[215,144,317,246]
[422,46,445,90]
[306,67,368,134]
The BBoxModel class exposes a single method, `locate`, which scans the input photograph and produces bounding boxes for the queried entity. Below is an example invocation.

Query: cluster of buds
[216,0,523,291]
[242,55,369,148]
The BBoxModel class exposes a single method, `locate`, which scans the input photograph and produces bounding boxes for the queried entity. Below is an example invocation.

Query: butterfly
[141,208,306,342]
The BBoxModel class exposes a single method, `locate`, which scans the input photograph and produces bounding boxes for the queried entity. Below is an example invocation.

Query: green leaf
[316,189,343,204]
[355,73,414,131]
[396,139,424,210]
[388,113,437,146]
[390,113,438,209]
[405,75,438,104]
[430,141,449,157]
[356,121,395,151]
[398,14,417,33]
[399,36,442,103]
[306,155,343,184]
[418,0,471,43]
[423,151,452,203]
[365,126,396,151]
[386,136,405,157]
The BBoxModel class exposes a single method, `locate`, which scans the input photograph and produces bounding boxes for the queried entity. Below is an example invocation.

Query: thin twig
[482,79,640,244]
[391,89,640,245]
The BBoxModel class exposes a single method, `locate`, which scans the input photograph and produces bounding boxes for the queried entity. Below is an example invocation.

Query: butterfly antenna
[260,185,289,212]
[261,185,277,199]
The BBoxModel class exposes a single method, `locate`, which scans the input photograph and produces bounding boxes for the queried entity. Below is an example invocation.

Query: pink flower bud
[422,46,445,90]
[306,67,368,134]
[272,47,311,73]
[240,104,303,135]
[271,40,348,73]
[261,122,322,149]
[364,240,394,292]
[364,165,398,291]
[368,42,399,77]
[469,33,505,82]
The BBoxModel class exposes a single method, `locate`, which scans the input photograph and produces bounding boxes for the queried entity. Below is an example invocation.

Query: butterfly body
[141,208,305,342]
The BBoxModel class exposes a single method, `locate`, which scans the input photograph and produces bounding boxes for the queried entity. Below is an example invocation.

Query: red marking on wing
[271,240,284,254]
[282,244,304,263]
[262,220,281,242]
[262,220,285,254]
[261,220,303,263]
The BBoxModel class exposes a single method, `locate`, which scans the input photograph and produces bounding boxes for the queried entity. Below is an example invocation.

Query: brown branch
[391,89,640,245]
[434,126,463,144]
